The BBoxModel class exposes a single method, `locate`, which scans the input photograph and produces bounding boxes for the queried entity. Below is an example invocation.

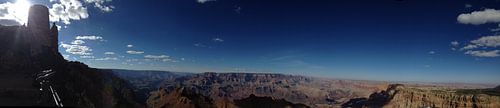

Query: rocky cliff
[234,94,310,108]
[109,69,191,103]
[0,5,142,107]
[49,62,143,108]
[146,87,308,108]
[147,87,224,108]
[343,84,500,108]
[385,86,500,108]
[148,72,386,107]
[0,5,65,106]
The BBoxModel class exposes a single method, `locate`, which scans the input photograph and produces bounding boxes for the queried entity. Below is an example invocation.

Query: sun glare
[12,0,31,25]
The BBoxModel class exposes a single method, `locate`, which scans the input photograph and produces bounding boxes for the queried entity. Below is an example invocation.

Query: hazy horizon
[1,0,499,84]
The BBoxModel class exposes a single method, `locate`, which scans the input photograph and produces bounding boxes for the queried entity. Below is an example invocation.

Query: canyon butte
[1,5,500,108]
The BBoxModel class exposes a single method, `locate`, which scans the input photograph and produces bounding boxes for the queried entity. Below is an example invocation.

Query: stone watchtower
[28,5,49,34]
[27,5,58,54]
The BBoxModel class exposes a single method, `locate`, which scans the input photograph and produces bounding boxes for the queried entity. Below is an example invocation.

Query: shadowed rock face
[28,5,50,31]
[147,87,221,108]
[1,4,62,73]
[146,87,308,108]
[0,29,140,107]
[0,5,142,107]
[0,5,63,106]
[341,84,402,108]
[234,94,310,108]
[49,62,143,108]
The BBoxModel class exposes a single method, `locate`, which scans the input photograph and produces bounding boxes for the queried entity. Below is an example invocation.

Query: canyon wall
[385,86,500,108]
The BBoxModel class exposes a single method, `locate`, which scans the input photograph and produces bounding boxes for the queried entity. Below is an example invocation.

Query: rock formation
[0,4,63,106]
[109,69,192,103]
[0,5,142,107]
[146,72,386,107]
[384,85,500,108]
[341,84,403,108]
[234,94,310,108]
[28,5,58,53]
[0,4,63,73]
[147,87,224,108]
[342,84,500,108]
[146,87,308,108]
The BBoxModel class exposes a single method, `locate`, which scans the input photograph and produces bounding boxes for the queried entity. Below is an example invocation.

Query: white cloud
[144,55,175,62]
[0,1,30,25]
[49,0,89,24]
[197,0,216,3]
[459,36,500,50]
[144,55,169,59]
[126,50,144,54]
[62,54,70,59]
[60,35,106,56]
[461,44,478,50]
[428,51,436,54]
[48,0,114,25]
[194,43,208,47]
[424,65,431,68]
[492,24,500,32]
[457,9,500,25]
[465,50,500,57]
[56,25,62,31]
[127,44,133,48]
[451,41,459,46]
[80,55,94,59]
[465,4,472,8]
[212,38,224,42]
[491,28,500,32]
[75,35,103,40]
[95,57,118,61]
[162,58,173,62]
[104,52,115,55]
[0,2,13,17]
[234,6,242,14]
[126,59,139,62]
[458,36,500,58]
[83,0,114,12]
[71,40,85,44]
[1,0,113,25]
[470,35,500,47]
[60,42,92,55]
[194,43,204,47]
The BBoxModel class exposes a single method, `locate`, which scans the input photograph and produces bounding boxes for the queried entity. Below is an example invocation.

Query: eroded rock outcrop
[149,72,385,107]
[234,94,310,108]
[343,84,500,108]
[341,84,403,108]
[147,87,227,108]
[384,87,500,108]
[146,87,309,108]
[50,62,143,108]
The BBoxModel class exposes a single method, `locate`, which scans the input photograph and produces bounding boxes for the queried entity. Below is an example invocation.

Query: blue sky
[1,0,500,84]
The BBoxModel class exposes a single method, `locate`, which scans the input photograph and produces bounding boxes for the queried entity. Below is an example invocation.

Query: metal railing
[37,69,63,107]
